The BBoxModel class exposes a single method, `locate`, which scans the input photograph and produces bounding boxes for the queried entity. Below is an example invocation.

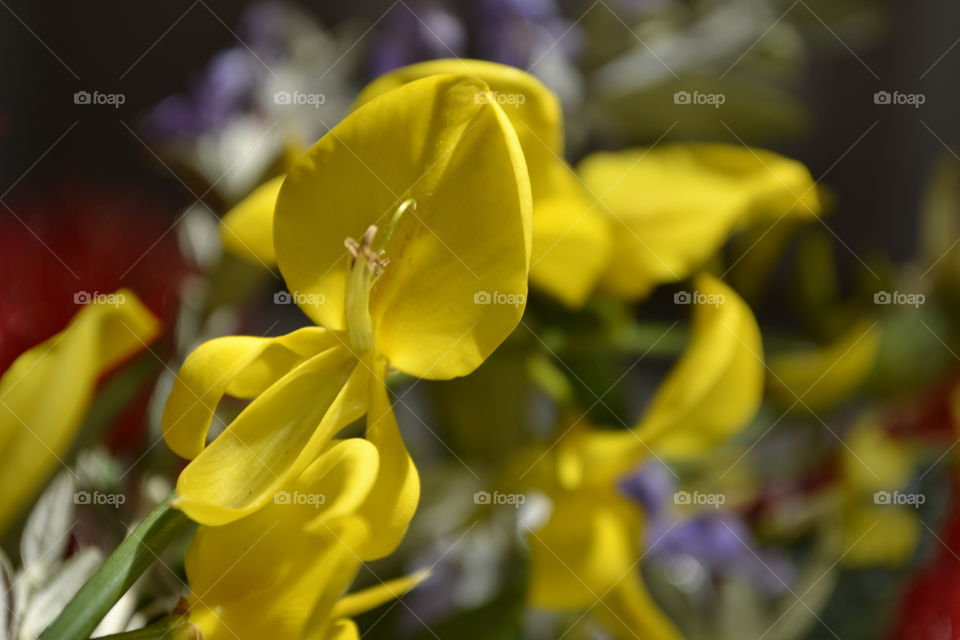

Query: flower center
[343,198,415,353]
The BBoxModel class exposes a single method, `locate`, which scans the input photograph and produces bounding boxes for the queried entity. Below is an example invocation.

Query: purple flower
[647,512,796,596]
[619,460,676,517]
[369,1,466,77]
[470,0,581,68]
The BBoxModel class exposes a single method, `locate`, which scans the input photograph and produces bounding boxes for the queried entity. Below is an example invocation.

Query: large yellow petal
[187,510,369,640]
[275,74,532,379]
[635,274,764,459]
[162,326,336,460]
[174,346,367,525]
[579,144,819,299]
[768,320,880,413]
[0,291,159,531]
[219,175,285,265]
[358,59,610,306]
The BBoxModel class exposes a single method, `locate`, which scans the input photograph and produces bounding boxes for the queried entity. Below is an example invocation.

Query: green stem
[40,495,195,640]
[92,616,198,640]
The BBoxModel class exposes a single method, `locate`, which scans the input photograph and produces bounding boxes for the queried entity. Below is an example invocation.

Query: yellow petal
[331,569,430,619]
[635,274,764,459]
[187,512,369,640]
[528,489,640,609]
[347,359,420,559]
[768,320,880,413]
[579,144,820,299]
[162,326,336,460]
[0,291,159,531]
[359,59,610,306]
[275,74,532,379]
[219,175,285,265]
[174,346,366,525]
[841,505,919,568]
[597,570,682,640]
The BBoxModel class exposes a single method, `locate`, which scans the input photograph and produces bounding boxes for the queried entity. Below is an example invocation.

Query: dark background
[0,0,957,263]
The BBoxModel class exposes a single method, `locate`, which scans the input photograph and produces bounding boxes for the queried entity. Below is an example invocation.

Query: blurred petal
[174,346,366,525]
[768,320,880,412]
[635,275,764,459]
[529,490,640,609]
[219,175,284,265]
[597,570,682,640]
[331,569,430,619]
[579,144,819,299]
[0,291,159,531]
[275,74,531,379]
[162,326,336,460]
[359,59,609,306]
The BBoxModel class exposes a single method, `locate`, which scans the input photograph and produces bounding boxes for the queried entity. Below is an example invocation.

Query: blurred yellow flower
[522,275,763,636]
[0,291,159,532]
[579,144,820,300]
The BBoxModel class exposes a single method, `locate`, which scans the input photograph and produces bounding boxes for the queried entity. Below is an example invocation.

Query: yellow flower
[578,143,820,300]
[839,417,920,567]
[521,275,762,636]
[163,74,532,558]
[223,59,609,308]
[184,439,427,640]
[0,291,159,531]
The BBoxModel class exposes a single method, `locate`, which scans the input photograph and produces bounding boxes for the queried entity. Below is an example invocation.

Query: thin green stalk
[40,495,194,640]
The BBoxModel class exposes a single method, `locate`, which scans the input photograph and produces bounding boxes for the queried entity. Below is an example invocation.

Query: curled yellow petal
[331,569,430,619]
[579,143,820,299]
[597,570,682,640]
[0,290,159,531]
[174,345,366,525]
[219,174,285,265]
[275,74,532,379]
[768,320,880,413]
[162,326,336,460]
[635,274,764,459]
